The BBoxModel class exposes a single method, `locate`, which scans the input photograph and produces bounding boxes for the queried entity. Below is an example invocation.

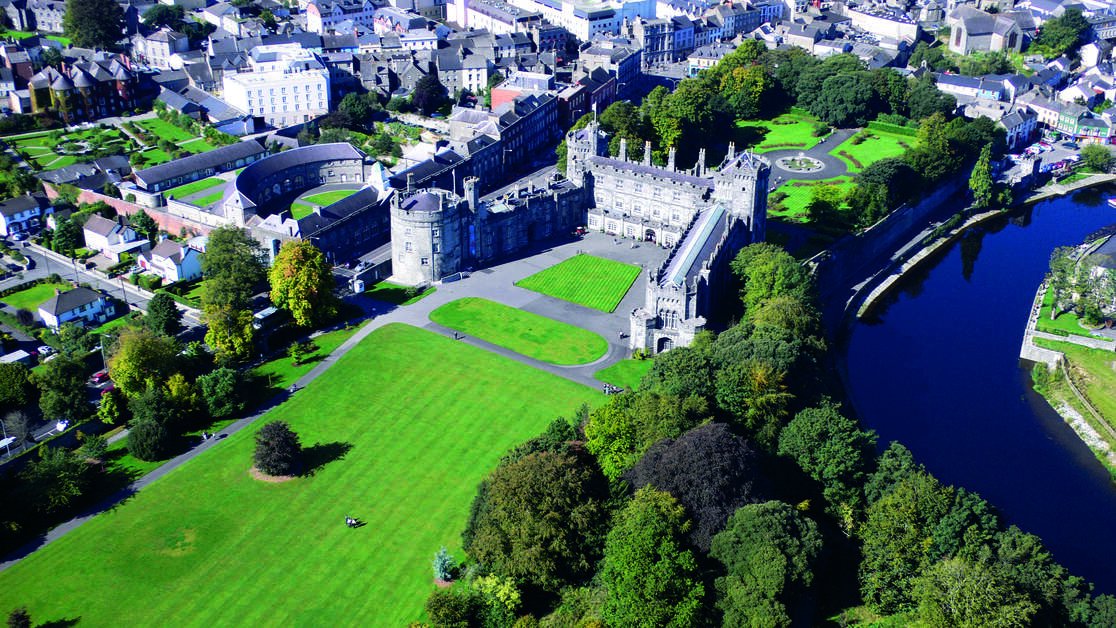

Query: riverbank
[853,209,1005,319]
[1019,173,1116,206]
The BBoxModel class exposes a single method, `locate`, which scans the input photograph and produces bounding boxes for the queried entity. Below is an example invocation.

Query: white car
[36,345,56,357]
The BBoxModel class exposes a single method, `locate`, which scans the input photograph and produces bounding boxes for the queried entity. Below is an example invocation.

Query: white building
[222,44,331,128]
[504,0,656,39]
[81,214,147,262]
[0,194,47,237]
[140,239,203,282]
[38,287,115,330]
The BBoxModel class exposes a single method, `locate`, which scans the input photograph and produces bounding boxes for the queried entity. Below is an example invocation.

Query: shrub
[433,546,454,581]
[127,419,172,462]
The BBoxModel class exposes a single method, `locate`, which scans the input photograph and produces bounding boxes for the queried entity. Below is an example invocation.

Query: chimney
[726,141,735,161]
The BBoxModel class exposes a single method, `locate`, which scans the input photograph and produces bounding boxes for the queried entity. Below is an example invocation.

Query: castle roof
[588,155,709,188]
[661,204,727,288]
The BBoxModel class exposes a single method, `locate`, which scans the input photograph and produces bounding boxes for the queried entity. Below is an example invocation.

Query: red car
[90,370,109,385]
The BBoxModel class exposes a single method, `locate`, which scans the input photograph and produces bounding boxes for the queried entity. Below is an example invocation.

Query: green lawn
[594,358,653,391]
[183,281,206,305]
[1035,337,1116,440]
[0,323,600,627]
[138,148,172,166]
[137,118,196,144]
[363,281,435,306]
[430,297,608,365]
[736,109,824,153]
[829,131,911,173]
[180,138,218,154]
[770,177,855,220]
[0,282,70,311]
[302,190,359,207]
[92,312,139,335]
[515,254,641,312]
[10,127,129,170]
[251,323,366,391]
[1037,286,1101,339]
[191,189,227,208]
[166,177,226,200]
[290,202,314,219]
[1,31,71,45]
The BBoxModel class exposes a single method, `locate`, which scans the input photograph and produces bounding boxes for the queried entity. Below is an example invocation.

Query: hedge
[867,120,919,137]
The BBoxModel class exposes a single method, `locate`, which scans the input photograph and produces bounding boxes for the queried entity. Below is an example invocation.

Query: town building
[27,57,139,123]
[948,6,1025,55]
[222,44,331,128]
[0,194,48,237]
[132,28,191,70]
[139,239,203,282]
[306,0,379,33]
[132,140,268,195]
[38,287,116,330]
[82,214,147,262]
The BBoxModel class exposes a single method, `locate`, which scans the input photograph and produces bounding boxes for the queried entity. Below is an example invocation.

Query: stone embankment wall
[41,183,213,237]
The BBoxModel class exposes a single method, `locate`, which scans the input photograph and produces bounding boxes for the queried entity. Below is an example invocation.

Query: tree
[145,291,183,337]
[1034,8,1089,58]
[6,607,30,628]
[63,0,124,49]
[338,93,378,127]
[108,327,180,398]
[969,144,994,209]
[40,47,63,69]
[202,225,266,310]
[464,450,608,595]
[914,558,1037,627]
[58,321,95,355]
[141,3,184,28]
[909,78,957,121]
[1047,246,1077,318]
[268,240,338,327]
[33,354,90,421]
[714,360,794,449]
[127,418,172,461]
[584,390,712,481]
[804,181,850,230]
[129,210,158,242]
[640,337,716,399]
[53,216,83,256]
[778,400,875,528]
[78,433,108,461]
[600,486,704,627]
[810,72,877,127]
[1081,144,1114,173]
[906,112,956,183]
[253,421,302,476]
[19,445,88,515]
[433,547,454,581]
[864,441,922,503]
[97,387,125,425]
[203,305,254,363]
[731,243,815,316]
[624,423,764,551]
[197,367,244,419]
[425,588,484,627]
[710,501,824,628]
[413,73,449,116]
[2,411,31,447]
[259,8,276,28]
[0,362,34,413]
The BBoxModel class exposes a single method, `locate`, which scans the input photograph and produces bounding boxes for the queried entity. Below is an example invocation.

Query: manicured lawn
[251,322,366,391]
[290,202,314,219]
[166,177,226,200]
[770,177,855,221]
[363,281,435,306]
[0,323,600,627]
[1036,286,1101,339]
[829,130,911,173]
[594,358,653,391]
[430,297,608,365]
[515,254,641,313]
[137,118,195,143]
[138,148,172,166]
[302,190,359,206]
[180,138,217,154]
[191,189,227,207]
[736,109,824,153]
[93,312,139,335]
[9,127,129,170]
[1,31,71,46]
[184,281,206,305]
[1035,337,1116,431]
[0,282,70,311]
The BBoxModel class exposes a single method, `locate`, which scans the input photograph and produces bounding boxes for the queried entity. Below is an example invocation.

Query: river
[843,189,1116,594]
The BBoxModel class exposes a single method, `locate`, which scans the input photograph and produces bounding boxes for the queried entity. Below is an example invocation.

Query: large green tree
[204,305,256,363]
[969,144,994,209]
[1081,144,1114,173]
[63,0,125,49]
[412,73,449,116]
[202,226,265,361]
[464,450,608,595]
[0,362,34,414]
[253,421,303,476]
[601,487,705,627]
[144,291,183,337]
[18,445,88,515]
[107,327,180,399]
[268,240,338,327]
[714,360,794,449]
[33,354,90,422]
[913,558,1037,627]
[730,243,815,317]
[197,366,244,419]
[710,501,824,627]
[1034,8,1089,58]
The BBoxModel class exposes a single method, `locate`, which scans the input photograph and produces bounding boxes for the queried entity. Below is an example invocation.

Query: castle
[391,118,770,354]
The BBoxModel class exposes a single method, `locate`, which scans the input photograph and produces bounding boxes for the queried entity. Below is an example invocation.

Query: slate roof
[136,140,266,188]
[0,194,45,218]
[82,214,118,237]
[401,191,443,213]
[39,287,102,317]
[662,204,727,287]
[150,238,185,262]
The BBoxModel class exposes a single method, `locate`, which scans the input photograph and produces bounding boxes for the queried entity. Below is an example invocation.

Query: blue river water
[844,189,1116,594]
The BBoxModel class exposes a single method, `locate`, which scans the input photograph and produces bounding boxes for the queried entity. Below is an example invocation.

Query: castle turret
[390,188,468,286]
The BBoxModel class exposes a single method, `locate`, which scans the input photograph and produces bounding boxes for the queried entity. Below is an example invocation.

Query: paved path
[0,232,666,572]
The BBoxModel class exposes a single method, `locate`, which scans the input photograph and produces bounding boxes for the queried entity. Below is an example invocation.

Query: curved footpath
[0,232,662,572]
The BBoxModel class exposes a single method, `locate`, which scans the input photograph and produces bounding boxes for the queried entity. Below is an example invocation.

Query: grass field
[191,189,228,208]
[362,281,435,306]
[1,30,71,45]
[166,177,226,200]
[137,119,196,144]
[1036,338,1116,422]
[430,297,608,365]
[0,282,70,311]
[9,128,129,170]
[594,358,653,391]
[829,131,910,173]
[180,138,217,154]
[303,190,359,206]
[770,177,855,220]
[0,323,600,627]
[515,254,641,312]
[1036,286,1100,339]
[736,110,824,153]
[290,202,314,219]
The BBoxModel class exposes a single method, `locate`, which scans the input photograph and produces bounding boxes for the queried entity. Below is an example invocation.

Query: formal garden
[735,108,827,153]
[6,127,132,171]
[769,177,856,221]
[429,297,609,365]
[829,125,914,173]
[514,254,641,313]
[0,323,601,627]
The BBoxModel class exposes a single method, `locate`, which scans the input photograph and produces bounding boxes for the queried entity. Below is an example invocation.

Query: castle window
[421,257,429,265]
[405,241,413,252]
[634,182,642,192]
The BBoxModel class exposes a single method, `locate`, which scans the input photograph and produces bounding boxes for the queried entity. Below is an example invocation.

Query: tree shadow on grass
[38,617,82,627]
[301,442,353,477]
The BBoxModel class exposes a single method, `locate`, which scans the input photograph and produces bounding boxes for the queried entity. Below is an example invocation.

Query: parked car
[36,345,55,357]
[90,370,109,384]
[11,232,26,241]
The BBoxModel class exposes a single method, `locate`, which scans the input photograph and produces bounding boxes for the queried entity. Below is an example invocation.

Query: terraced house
[27,58,138,122]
